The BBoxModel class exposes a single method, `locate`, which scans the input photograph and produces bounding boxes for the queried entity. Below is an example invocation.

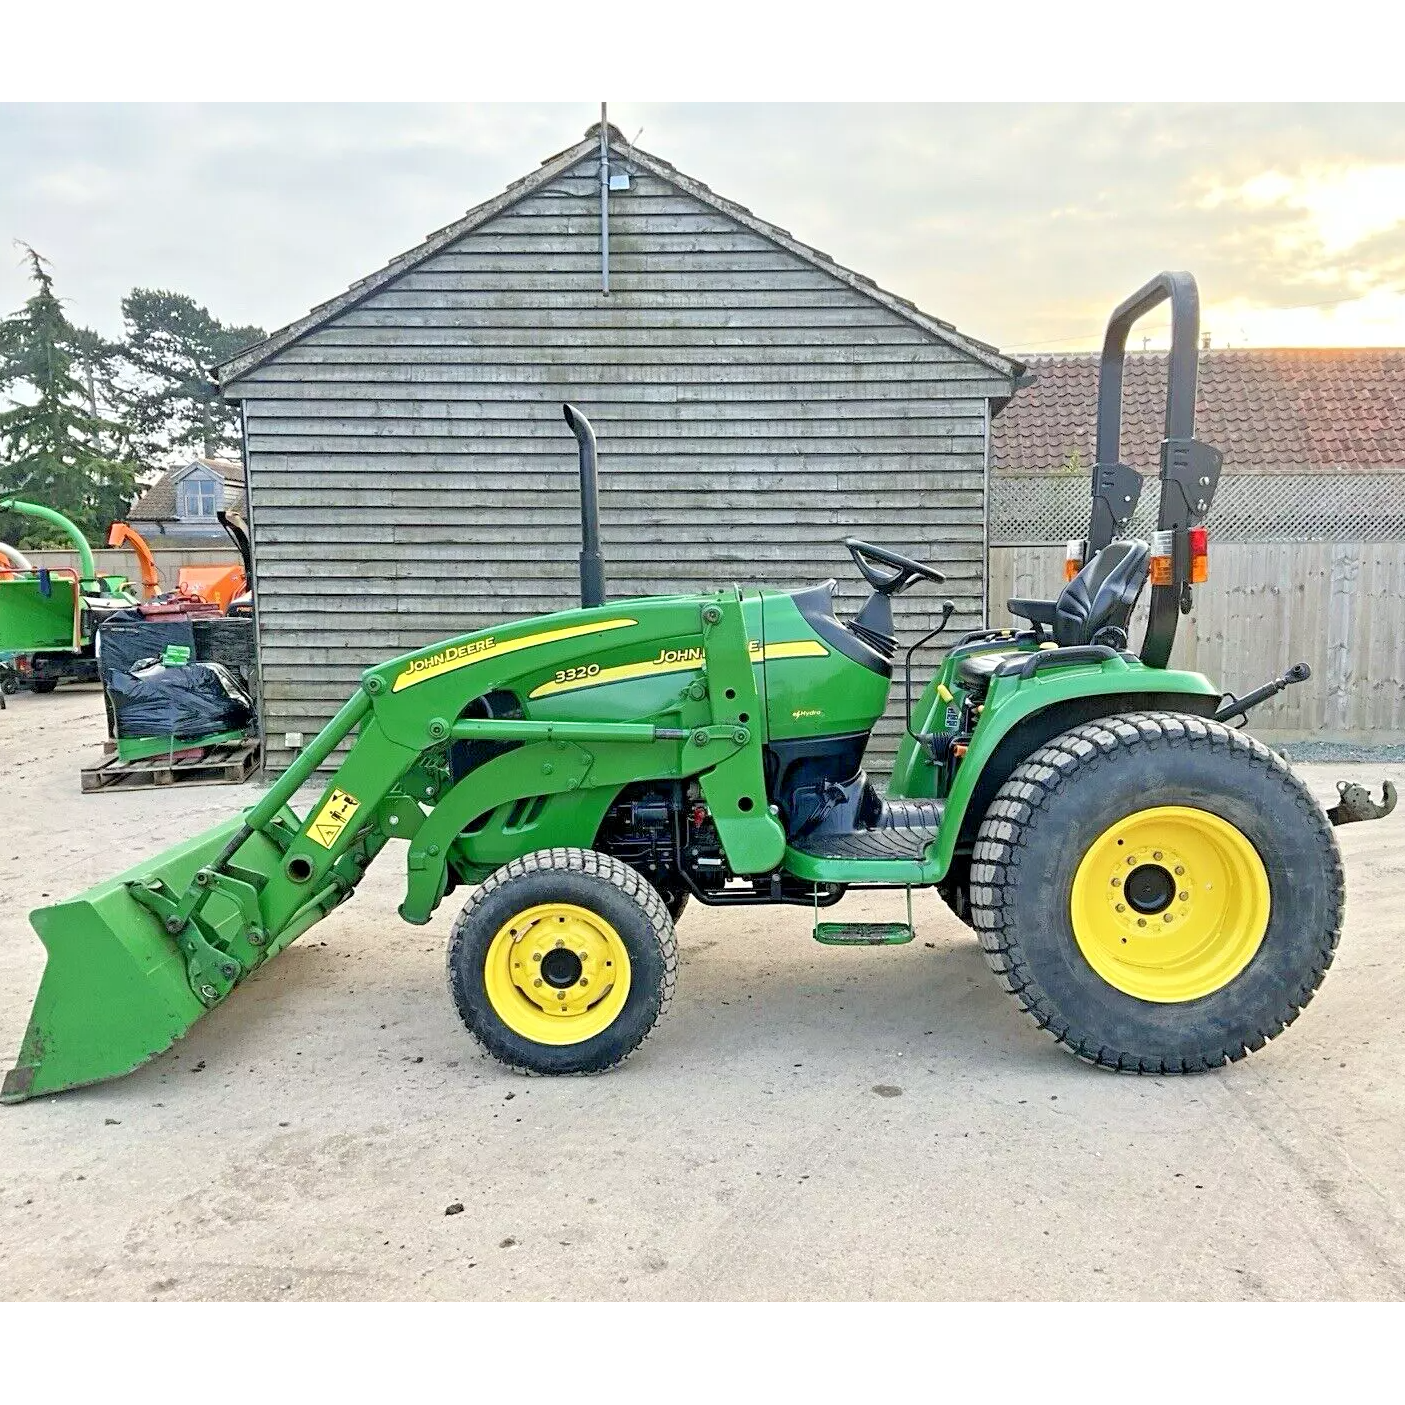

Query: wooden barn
[218,123,1022,772]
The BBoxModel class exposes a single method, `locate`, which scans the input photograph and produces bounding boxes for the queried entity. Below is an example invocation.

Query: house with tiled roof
[127,457,247,540]
[993,349,1405,476]
[988,350,1405,545]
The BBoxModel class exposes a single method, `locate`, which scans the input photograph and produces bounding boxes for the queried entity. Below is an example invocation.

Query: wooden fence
[990,542,1405,741]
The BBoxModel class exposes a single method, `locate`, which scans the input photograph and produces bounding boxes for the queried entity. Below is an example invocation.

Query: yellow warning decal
[306,788,362,850]
[390,618,637,693]
[529,638,828,699]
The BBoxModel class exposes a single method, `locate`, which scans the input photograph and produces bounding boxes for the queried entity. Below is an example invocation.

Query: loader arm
[3,590,776,1102]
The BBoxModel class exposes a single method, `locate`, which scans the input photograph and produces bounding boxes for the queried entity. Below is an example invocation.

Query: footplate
[813,921,915,946]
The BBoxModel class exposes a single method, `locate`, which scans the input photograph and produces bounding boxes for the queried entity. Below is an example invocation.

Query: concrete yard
[1,685,1402,1302]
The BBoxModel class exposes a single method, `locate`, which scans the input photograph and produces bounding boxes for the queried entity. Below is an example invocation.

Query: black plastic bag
[107,660,253,741]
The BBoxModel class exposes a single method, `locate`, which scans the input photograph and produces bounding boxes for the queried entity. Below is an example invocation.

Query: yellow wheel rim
[483,902,632,1046]
[1069,806,1271,1003]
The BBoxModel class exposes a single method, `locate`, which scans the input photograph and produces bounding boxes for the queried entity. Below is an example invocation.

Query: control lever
[904,600,957,761]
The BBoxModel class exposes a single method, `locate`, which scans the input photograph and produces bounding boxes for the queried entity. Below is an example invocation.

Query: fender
[906,657,1221,879]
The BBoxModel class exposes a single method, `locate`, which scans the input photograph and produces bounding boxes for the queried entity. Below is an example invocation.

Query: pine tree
[116,290,264,463]
[0,245,134,547]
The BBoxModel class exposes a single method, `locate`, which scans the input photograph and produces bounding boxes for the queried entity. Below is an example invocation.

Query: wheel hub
[482,902,632,1045]
[1124,863,1176,915]
[1070,806,1271,1003]
[539,947,583,988]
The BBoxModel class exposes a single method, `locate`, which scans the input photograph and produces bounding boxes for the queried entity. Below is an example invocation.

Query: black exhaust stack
[563,403,605,608]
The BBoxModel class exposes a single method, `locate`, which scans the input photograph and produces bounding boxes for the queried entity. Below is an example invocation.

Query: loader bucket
[2,813,290,1104]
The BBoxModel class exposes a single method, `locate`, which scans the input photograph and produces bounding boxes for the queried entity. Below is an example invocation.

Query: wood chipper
[3,273,1393,1103]
[0,498,138,692]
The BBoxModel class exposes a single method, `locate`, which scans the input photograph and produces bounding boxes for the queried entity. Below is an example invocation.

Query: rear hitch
[1212,661,1311,725]
[1327,780,1397,827]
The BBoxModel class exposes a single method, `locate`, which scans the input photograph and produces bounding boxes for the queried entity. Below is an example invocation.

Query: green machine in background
[3,273,1393,1104]
[0,497,137,692]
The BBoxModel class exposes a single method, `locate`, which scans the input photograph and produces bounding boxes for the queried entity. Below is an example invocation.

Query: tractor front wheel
[970,712,1344,1072]
[447,848,677,1075]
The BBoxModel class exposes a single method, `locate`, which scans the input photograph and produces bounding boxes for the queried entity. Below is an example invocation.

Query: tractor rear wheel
[447,847,677,1075]
[969,712,1344,1073]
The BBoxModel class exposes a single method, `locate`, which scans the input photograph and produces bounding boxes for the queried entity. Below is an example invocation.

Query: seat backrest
[1053,539,1151,648]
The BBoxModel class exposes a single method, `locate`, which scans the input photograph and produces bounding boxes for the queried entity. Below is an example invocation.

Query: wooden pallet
[81,738,261,793]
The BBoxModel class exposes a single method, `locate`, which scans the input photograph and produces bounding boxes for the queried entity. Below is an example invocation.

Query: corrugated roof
[129,458,246,521]
[993,349,1405,475]
[219,123,1021,387]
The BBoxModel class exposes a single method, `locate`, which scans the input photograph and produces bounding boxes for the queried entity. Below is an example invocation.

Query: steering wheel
[843,537,946,596]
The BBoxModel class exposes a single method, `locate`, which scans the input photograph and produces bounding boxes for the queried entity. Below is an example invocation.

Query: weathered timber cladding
[226,149,1016,772]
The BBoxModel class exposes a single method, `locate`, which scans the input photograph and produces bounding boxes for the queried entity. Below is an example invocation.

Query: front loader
[4,272,1393,1102]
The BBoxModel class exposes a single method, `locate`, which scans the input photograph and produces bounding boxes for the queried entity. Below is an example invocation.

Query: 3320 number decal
[552,663,601,685]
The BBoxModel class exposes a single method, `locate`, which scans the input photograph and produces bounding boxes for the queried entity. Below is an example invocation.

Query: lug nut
[532,952,542,962]
[1111,876,1122,887]
[533,977,542,987]
[1179,891,1189,902]
[1163,914,1174,923]
[555,938,565,948]
[1174,866,1185,876]
[580,978,589,987]
[1153,851,1163,860]
[1115,903,1126,913]
[1137,918,1147,927]
[579,952,589,961]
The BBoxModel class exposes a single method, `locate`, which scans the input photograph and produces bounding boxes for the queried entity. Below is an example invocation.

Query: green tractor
[3,273,1388,1103]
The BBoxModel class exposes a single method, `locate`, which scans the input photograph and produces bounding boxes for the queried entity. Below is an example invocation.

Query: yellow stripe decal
[762,640,830,661]
[528,638,828,699]
[391,618,638,693]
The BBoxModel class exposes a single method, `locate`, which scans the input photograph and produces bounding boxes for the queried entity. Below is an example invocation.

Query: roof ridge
[219,128,1020,385]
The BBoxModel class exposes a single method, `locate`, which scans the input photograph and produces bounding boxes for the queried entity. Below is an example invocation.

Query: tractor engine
[596,782,728,907]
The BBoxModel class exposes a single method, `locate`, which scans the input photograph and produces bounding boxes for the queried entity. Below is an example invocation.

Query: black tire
[447,847,677,1075]
[969,712,1344,1073]
[29,678,58,694]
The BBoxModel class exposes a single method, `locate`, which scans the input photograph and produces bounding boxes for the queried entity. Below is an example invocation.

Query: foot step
[813,921,915,946]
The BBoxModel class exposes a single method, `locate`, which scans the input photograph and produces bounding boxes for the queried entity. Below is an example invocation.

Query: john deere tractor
[3,273,1389,1103]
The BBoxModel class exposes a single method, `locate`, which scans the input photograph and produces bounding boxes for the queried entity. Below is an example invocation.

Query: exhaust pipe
[563,403,605,608]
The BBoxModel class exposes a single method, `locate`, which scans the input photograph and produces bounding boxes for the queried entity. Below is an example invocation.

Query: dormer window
[177,470,223,521]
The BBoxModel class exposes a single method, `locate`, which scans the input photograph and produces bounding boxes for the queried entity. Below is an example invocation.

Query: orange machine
[106,522,247,612]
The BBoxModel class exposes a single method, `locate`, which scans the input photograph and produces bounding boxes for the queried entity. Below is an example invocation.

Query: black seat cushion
[1054,539,1150,647]
[1007,598,1058,628]
[955,650,1016,688]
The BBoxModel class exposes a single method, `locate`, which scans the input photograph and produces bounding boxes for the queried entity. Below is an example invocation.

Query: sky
[2,102,1404,355]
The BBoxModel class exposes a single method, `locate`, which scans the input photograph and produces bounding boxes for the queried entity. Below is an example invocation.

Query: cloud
[2,102,1402,351]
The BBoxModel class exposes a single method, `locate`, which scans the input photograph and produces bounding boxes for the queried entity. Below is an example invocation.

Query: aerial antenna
[599,101,610,296]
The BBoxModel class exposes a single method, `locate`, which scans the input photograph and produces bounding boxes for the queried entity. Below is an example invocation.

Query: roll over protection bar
[1087,272,1225,668]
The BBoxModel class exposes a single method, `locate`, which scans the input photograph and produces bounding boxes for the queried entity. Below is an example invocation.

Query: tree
[115,290,264,463]
[0,245,134,548]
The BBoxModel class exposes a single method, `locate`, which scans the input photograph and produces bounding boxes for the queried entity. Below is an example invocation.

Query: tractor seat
[1009,539,1151,649]
[954,651,1017,688]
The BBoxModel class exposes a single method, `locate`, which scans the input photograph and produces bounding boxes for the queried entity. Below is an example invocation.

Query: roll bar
[1087,271,1224,668]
